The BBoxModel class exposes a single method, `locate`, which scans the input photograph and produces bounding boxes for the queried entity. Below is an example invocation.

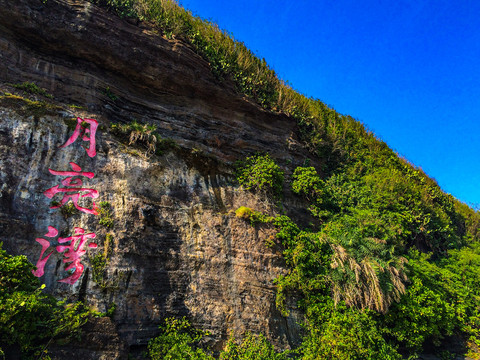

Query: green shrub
[148,317,213,360]
[235,206,273,226]
[148,317,289,360]
[236,154,284,198]
[300,300,401,360]
[235,206,254,220]
[110,120,176,156]
[0,243,89,358]
[90,253,108,285]
[102,86,118,101]
[220,332,290,360]
[382,276,455,356]
[375,248,480,357]
[90,233,115,289]
[292,166,332,219]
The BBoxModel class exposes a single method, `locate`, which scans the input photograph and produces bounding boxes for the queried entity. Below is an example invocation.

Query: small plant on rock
[11,81,53,99]
[60,202,78,218]
[98,201,114,228]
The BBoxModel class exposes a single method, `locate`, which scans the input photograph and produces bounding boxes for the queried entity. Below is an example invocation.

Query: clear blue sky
[180,0,480,206]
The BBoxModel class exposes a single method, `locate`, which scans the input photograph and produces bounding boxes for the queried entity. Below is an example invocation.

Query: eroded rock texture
[0,0,312,357]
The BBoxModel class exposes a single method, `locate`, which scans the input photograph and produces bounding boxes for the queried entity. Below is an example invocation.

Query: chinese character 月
[61,117,98,157]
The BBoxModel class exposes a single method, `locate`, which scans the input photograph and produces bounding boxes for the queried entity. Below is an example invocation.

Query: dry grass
[330,244,407,313]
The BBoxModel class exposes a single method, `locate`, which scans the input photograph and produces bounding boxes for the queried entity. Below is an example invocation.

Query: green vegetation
[299,301,401,360]
[235,206,273,226]
[102,86,118,101]
[0,92,61,118]
[110,120,177,156]
[67,104,86,110]
[236,154,284,198]
[10,82,53,99]
[381,248,480,358]
[148,317,289,360]
[64,117,79,131]
[90,233,115,289]
[90,253,108,285]
[60,202,78,219]
[92,302,117,319]
[234,152,480,358]
[148,317,213,360]
[0,243,89,359]
[98,201,114,228]
[220,333,290,360]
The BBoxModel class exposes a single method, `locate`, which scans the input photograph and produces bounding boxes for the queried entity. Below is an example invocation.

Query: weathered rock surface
[0,0,313,358]
[0,0,306,164]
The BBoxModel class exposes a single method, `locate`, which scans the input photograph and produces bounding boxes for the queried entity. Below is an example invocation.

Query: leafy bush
[382,276,455,356]
[236,154,284,198]
[235,206,254,220]
[90,253,108,285]
[148,318,290,360]
[235,206,273,226]
[292,167,323,201]
[0,243,89,358]
[220,332,290,360]
[60,202,78,218]
[292,166,334,220]
[300,300,401,360]
[90,233,118,290]
[148,317,213,360]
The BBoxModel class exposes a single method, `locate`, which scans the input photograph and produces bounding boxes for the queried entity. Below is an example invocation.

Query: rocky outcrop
[0,0,305,164]
[0,0,313,357]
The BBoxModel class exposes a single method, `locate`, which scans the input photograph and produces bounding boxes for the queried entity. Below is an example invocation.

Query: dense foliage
[0,243,89,359]
[236,154,284,198]
[148,317,213,359]
[236,153,480,359]
[148,317,290,360]
[220,333,290,360]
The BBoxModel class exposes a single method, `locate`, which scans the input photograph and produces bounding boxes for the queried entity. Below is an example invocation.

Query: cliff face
[0,0,310,357]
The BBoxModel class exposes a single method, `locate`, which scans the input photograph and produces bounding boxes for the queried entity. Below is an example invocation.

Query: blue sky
[180,0,480,206]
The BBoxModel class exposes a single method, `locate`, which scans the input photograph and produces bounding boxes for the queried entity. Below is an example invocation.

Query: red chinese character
[32,226,97,284]
[32,226,58,278]
[44,162,99,215]
[60,117,98,157]
[56,227,97,284]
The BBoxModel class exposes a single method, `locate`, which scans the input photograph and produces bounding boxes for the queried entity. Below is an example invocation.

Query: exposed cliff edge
[0,0,311,358]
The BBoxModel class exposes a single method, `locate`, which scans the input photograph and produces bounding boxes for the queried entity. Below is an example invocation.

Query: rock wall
[0,0,313,357]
